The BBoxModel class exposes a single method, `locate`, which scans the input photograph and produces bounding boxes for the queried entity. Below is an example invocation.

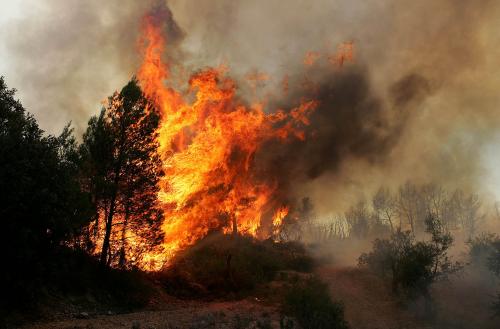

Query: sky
[1,0,500,207]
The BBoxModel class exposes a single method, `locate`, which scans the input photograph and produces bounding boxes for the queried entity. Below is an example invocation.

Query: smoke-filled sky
[1,0,500,215]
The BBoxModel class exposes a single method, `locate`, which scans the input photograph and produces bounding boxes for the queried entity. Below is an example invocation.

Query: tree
[345,201,370,239]
[454,190,482,239]
[467,233,499,270]
[468,233,500,316]
[359,215,460,304]
[0,76,92,306]
[396,182,419,233]
[80,78,163,267]
[372,187,397,233]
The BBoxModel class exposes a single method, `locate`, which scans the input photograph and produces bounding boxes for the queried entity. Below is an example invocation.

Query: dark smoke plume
[2,0,500,215]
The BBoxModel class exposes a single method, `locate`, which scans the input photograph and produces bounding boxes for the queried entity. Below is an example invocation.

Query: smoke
[0,0,181,135]
[2,0,500,215]
[165,0,500,216]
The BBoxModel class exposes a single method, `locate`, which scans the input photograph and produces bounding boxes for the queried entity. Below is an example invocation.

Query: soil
[15,265,500,329]
[18,299,283,329]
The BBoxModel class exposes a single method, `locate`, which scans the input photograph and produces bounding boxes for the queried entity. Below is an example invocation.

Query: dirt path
[18,299,283,329]
[318,266,429,329]
[318,265,500,329]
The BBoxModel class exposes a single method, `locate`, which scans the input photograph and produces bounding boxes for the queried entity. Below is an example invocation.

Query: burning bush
[157,233,314,297]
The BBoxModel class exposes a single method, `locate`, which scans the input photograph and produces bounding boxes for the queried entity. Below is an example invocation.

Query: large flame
[136,15,317,269]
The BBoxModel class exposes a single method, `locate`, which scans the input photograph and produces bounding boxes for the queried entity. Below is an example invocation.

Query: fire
[136,15,317,269]
[304,51,321,66]
[329,41,355,67]
[272,206,289,236]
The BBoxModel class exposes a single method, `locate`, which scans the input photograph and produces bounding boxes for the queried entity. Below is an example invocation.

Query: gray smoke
[1,0,500,215]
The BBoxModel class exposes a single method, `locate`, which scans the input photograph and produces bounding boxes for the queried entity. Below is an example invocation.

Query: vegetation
[307,183,484,242]
[3,73,499,328]
[0,76,165,325]
[468,233,500,270]
[282,277,349,329]
[79,78,164,267]
[487,237,500,277]
[0,76,93,311]
[159,233,314,297]
[359,216,461,301]
[468,233,500,316]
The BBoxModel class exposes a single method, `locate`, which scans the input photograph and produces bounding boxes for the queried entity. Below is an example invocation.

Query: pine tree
[81,78,163,267]
[0,76,92,306]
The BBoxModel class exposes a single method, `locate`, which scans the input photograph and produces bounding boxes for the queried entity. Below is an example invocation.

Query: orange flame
[328,42,355,67]
[272,206,289,234]
[136,15,317,269]
[304,51,321,66]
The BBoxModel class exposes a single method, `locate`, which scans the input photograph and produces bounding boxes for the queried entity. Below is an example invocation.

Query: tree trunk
[100,132,125,267]
[100,171,121,266]
[118,206,130,268]
[100,192,117,266]
[408,213,415,233]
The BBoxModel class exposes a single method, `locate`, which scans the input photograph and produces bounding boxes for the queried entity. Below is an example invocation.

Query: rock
[131,321,141,329]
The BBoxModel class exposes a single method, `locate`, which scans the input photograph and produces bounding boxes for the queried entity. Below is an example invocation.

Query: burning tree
[134,14,318,266]
[80,78,163,268]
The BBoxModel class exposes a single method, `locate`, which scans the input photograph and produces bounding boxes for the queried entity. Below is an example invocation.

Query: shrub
[359,216,460,300]
[159,233,315,297]
[283,277,349,329]
[468,233,499,270]
[44,247,155,308]
[470,234,500,316]
[487,239,500,277]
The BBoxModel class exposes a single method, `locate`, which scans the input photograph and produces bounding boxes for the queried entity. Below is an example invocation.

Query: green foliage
[487,239,500,277]
[470,234,500,316]
[0,76,93,308]
[359,215,460,299]
[283,277,349,329]
[468,233,500,270]
[160,233,314,297]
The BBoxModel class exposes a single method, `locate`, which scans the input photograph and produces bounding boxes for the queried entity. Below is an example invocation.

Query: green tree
[467,233,500,316]
[0,76,92,306]
[80,78,163,267]
[359,215,460,302]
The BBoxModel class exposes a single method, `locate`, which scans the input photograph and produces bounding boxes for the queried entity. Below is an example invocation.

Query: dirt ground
[319,266,428,329]
[16,266,500,329]
[18,299,284,329]
[319,265,500,329]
